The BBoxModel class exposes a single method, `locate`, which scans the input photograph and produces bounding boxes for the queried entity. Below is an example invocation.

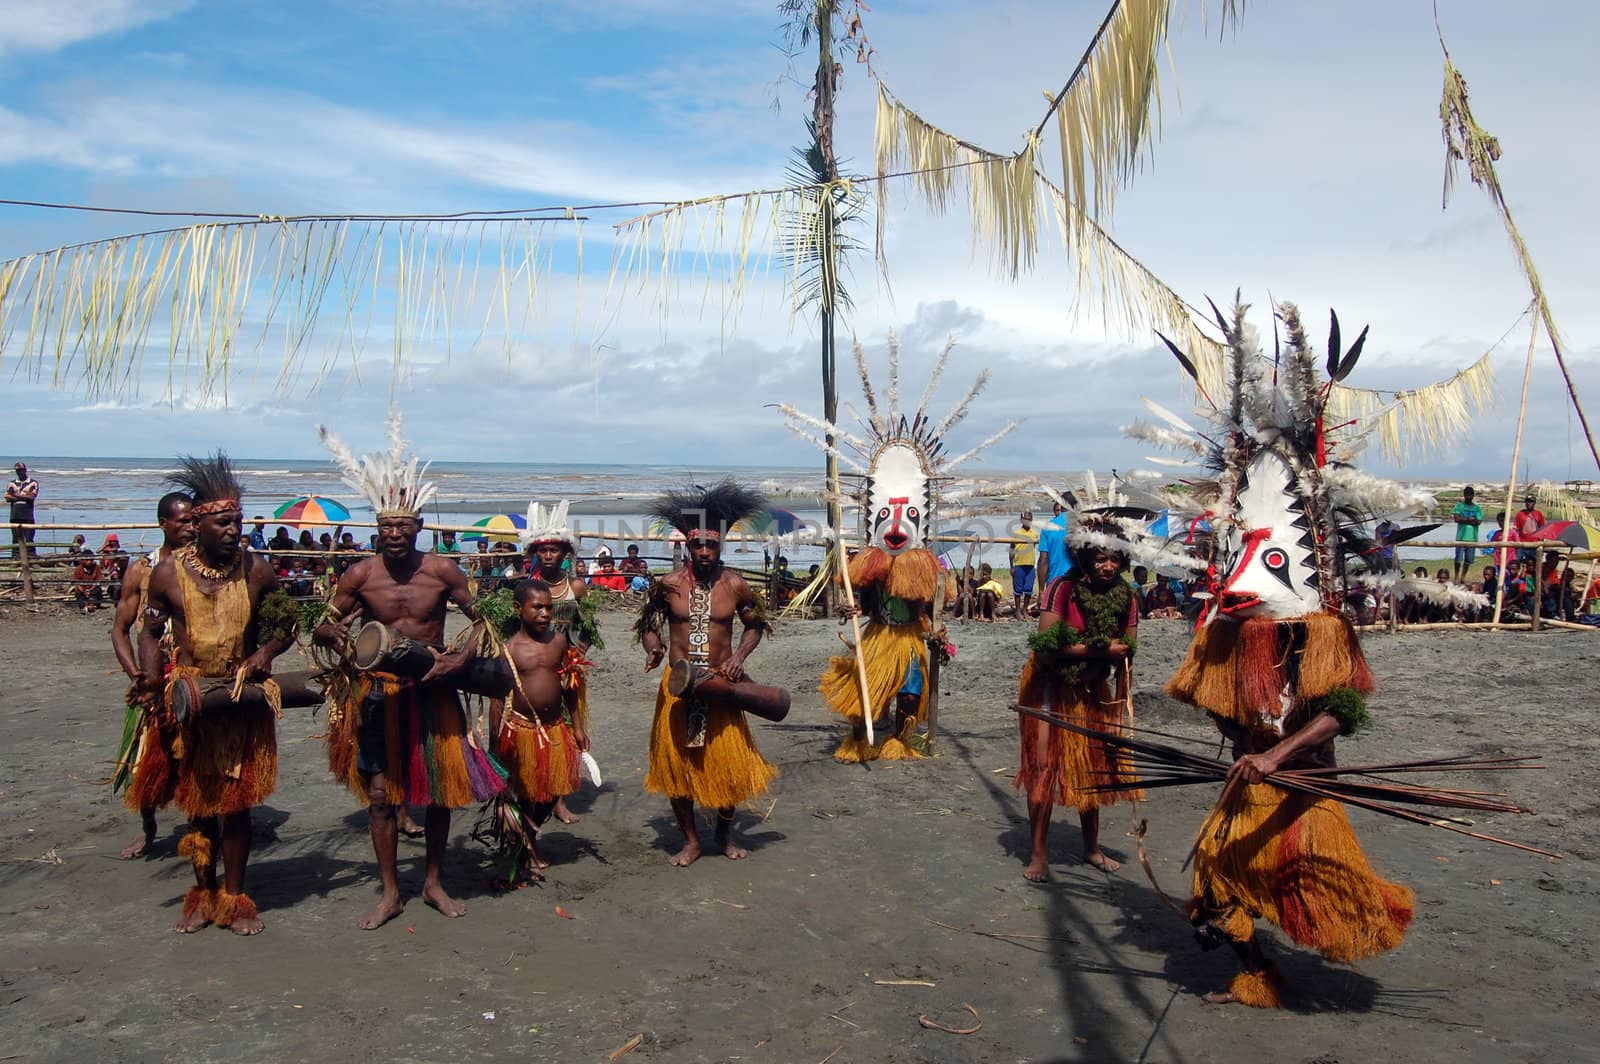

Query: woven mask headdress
[317,406,437,519]
[780,334,1018,554]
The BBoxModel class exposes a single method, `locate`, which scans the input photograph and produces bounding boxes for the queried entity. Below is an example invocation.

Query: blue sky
[0,0,1596,484]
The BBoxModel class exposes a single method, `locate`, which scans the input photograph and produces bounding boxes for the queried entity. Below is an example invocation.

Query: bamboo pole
[1493,320,1541,628]
[18,533,34,604]
[923,554,948,755]
[834,542,875,746]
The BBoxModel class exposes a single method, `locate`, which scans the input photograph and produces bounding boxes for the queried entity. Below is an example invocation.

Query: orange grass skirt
[1015,655,1142,812]
[1189,781,1414,963]
[497,713,580,805]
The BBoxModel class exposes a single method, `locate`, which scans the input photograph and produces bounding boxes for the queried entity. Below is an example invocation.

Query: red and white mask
[866,442,930,555]
[1213,451,1325,619]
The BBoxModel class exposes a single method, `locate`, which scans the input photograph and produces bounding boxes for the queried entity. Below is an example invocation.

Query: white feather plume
[318,405,436,517]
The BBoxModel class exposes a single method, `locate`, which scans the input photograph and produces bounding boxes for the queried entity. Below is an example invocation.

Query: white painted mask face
[1214,451,1325,619]
[866,442,930,555]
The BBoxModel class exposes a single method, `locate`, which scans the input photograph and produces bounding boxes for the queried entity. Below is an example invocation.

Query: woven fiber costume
[783,336,1009,762]
[319,411,503,809]
[1142,300,1416,1007]
[637,481,778,809]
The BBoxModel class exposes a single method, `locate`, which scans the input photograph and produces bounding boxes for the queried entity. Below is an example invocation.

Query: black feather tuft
[1327,309,1342,378]
[167,452,243,505]
[1153,331,1199,380]
[649,479,767,537]
[1335,325,1369,381]
[1205,295,1228,334]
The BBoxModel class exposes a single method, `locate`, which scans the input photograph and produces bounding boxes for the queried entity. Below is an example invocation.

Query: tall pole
[815,0,841,616]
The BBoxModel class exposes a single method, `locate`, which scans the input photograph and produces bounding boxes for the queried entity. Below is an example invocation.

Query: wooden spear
[834,540,876,745]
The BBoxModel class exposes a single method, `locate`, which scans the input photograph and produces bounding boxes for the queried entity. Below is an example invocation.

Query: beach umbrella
[1146,510,1211,541]
[462,513,527,544]
[1530,520,1600,551]
[273,495,351,528]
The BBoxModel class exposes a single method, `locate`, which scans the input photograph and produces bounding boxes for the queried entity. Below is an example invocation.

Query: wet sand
[1,604,1594,1062]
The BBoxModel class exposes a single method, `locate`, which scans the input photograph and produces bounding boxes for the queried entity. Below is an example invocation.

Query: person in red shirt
[1512,494,1546,564]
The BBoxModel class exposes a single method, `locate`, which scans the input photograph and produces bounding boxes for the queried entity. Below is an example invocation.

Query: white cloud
[0,0,191,59]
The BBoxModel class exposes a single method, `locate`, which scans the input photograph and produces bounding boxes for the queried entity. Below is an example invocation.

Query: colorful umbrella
[273,495,351,528]
[462,513,527,544]
[1530,520,1600,551]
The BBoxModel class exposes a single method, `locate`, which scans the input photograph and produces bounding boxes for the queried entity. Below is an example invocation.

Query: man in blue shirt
[247,516,268,551]
[1034,494,1075,590]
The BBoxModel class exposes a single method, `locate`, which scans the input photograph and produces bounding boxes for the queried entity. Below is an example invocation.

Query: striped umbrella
[273,495,352,528]
[462,513,527,544]
[1530,520,1600,551]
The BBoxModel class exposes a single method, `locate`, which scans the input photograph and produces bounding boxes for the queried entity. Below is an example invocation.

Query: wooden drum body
[667,658,791,723]
[348,621,513,699]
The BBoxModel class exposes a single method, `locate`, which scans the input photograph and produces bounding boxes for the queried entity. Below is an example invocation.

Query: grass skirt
[645,671,777,808]
[820,622,929,762]
[116,703,180,813]
[1015,655,1142,812]
[1189,781,1414,963]
[497,712,580,805]
[168,670,277,819]
[327,671,505,809]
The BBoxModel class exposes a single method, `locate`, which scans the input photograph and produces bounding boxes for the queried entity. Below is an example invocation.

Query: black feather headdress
[168,452,243,512]
[649,479,766,538]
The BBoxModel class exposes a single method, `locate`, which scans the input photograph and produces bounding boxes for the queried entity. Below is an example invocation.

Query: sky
[0,0,1596,484]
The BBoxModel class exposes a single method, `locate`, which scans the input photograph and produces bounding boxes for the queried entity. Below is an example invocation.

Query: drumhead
[666,658,693,697]
[350,621,389,670]
[170,673,200,723]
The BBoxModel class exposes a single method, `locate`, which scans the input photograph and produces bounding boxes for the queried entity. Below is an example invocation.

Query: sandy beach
[1,602,1594,1063]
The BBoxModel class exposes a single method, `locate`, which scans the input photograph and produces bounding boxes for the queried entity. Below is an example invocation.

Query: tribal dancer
[490,579,590,879]
[137,455,297,935]
[636,481,776,865]
[110,490,192,859]
[1016,533,1141,879]
[314,411,504,929]
[782,335,1010,762]
[1140,301,1417,1006]
[519,500,602,825]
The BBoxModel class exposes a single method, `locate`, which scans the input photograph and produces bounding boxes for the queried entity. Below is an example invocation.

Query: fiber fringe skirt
[1014,655,1142,812]
[645,671,777,808]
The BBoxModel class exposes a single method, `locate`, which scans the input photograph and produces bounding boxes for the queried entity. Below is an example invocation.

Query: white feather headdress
[518,499,577,553]
[317,406,437,518]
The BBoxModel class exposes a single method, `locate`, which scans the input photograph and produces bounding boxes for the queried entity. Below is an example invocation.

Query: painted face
[1214,451,1324,619]
[866,442,929,555]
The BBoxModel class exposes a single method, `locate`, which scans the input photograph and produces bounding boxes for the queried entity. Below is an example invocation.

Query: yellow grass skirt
[1189,781,1414,963]
[820,622,929,762]
[645,671,777,808]
[1015,655,1142,812]
[497,712,580,805]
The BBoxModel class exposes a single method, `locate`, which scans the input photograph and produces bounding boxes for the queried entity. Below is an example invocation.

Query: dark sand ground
[1,603,1595,1063]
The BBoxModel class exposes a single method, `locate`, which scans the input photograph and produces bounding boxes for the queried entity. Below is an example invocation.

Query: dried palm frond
[1325,350,1497,464]
[1531,481,1596,524]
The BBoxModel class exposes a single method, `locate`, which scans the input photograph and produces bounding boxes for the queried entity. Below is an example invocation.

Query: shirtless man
[137,455,295,935]
[111,490,192,858]
[491,580,590,878]
[637,481,777,866]
[315,510,497,928]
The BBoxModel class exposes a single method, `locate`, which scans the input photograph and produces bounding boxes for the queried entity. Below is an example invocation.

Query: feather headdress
[519,499,577,553]
[780,333,1018,553]
[649,479,766,539]
[1141,296,1469,619]
[168,451,243,515]
[317,406,437,519]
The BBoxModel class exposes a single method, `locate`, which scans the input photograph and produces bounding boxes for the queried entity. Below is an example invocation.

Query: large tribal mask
[865,440,931,554]
[1214,450,1326,619]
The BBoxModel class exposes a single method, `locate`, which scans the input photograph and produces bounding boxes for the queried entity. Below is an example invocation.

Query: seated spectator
[974,563,1004,622]
[269,526,295,552]
[296,530,316,551]
[1131,565,1150,617]
[1398,565,1430,624]
[953,564,977,620]
[1501,561,1531,618]
[1430,567,1455,623]
[66,533,88,557]
[1144,580,1180,619]
[591,553,627,592]
[72,554,102,612]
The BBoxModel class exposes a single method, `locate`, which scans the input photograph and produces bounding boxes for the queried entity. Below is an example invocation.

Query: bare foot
[230,913,265,936]
[422,881,466,918]
[714,817,748,860]
[120,834,153,860]
[1085,850,1122,873]
[553,799,579,825]
[1022,859,1050,883]
[357,892,406,930]
[1202,990,1240,1005]
[175,897,211,934]
[397,809,424,839]
[668,838,702,867]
